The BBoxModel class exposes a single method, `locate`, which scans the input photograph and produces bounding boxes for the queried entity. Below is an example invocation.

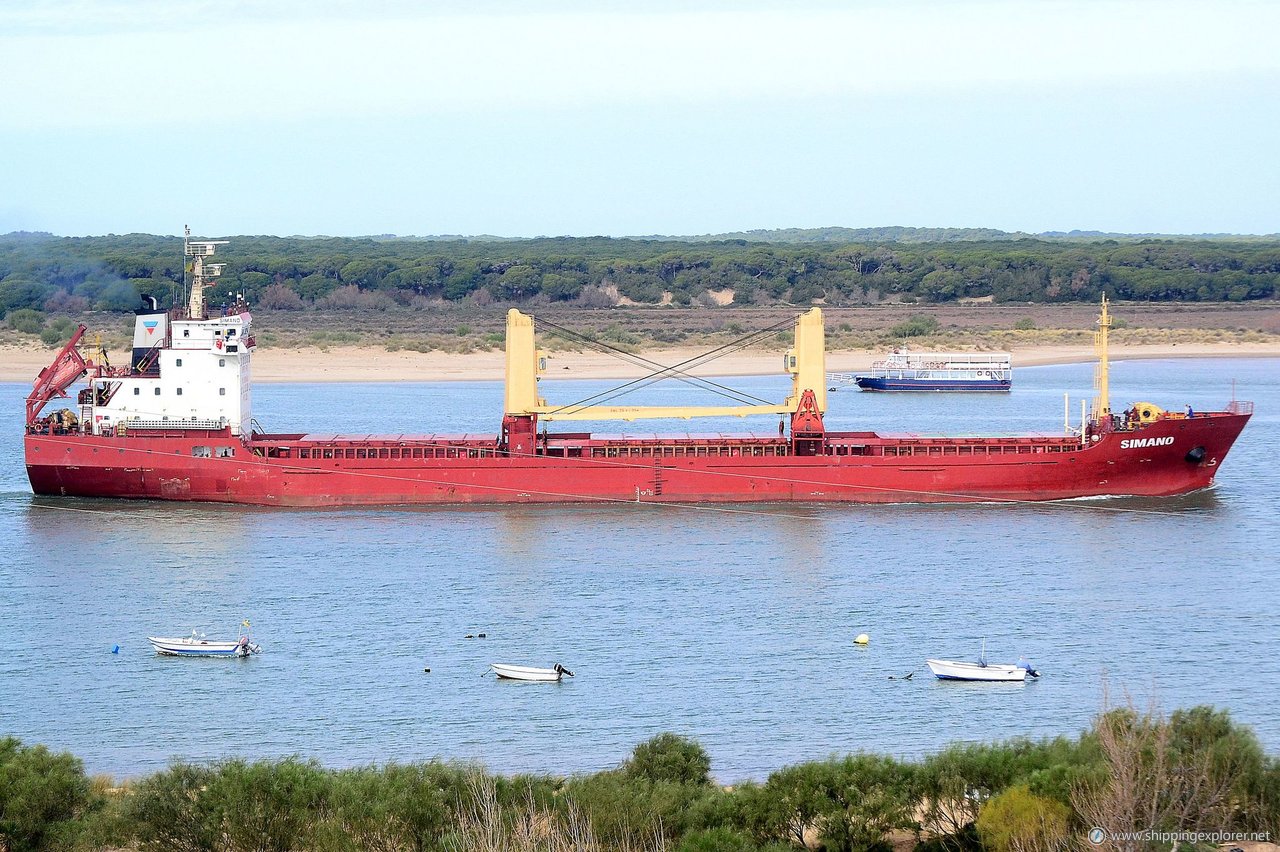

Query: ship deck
[243,429,1087,461]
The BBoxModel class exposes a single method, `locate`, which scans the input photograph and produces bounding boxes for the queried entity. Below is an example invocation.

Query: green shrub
[39,315,78,344]
[311,761,468,851]
[676,825,790,851]
[624,733,712,786]
[916,737,1094,836]
[124,761,220,852]
[1258,757,1280,836]
[888,315,939,338]
[0,737,92,852]
[6,308,44,335]
[1168,706,1267,828]
[204,757,330,852]
[566,768,718,846]
[71,783,136,852]
[912,821,982,852]
[1073,705,1267,838]
[1014,317,1036,330]
[975,784,1069,852]
[747,755,916,852]
[601,324,641,346]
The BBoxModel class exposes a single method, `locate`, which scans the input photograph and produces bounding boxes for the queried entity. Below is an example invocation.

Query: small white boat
[926,658,1027,682]
[490,663,573,682]
[927,641,1039,682]
[149,623,261,658]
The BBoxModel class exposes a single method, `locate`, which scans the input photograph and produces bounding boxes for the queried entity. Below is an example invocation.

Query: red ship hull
[25,407,1251,507]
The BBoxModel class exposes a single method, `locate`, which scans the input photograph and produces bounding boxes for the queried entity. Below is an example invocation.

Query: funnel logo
[143,320,159,336]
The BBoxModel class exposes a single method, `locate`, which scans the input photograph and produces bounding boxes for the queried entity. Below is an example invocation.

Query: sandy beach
[2,341,1277,383]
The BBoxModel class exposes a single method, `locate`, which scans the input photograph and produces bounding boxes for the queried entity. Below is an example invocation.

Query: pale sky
[2,0,1278,237]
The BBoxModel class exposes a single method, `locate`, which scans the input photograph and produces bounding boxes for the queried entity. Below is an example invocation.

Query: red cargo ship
[24,235,1251,507]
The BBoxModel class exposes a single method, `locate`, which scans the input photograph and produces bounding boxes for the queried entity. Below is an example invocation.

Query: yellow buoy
[854,633,870,645]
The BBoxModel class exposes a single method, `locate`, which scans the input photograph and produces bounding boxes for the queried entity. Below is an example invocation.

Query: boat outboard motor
[553,663,574,677]
[1017,657,1040,678]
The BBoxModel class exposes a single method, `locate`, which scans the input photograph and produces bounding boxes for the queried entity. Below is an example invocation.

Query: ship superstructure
[24,236,1252,507]
[82,230,255,437]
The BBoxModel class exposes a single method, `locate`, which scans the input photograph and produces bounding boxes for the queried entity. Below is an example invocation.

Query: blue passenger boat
[831,347,1012,392]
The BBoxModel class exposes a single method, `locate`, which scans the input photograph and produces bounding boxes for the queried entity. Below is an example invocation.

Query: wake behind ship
[24,235,1252,507]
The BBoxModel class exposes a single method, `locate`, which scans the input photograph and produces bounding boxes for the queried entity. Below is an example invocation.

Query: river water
[1,357,1276,781]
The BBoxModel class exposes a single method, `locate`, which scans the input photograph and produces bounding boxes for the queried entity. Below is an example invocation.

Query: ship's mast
[1092,294,1112,419]
[184,225,229,320]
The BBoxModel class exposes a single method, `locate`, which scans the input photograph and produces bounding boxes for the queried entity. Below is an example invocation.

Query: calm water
[1,358,1276,782]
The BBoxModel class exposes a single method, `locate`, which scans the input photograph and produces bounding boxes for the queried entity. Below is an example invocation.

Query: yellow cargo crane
[503,307,827,421]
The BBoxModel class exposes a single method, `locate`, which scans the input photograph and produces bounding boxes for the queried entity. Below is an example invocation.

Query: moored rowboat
[490,663,573,682]
[926,658,1027,682]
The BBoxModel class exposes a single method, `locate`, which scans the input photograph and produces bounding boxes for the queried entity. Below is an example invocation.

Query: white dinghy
[490,663,573,682]
[926,641,1039,682]
[926,658,1027,682]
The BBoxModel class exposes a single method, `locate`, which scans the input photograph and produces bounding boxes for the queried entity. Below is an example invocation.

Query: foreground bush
[0,737,92,852]
[915,736,1097,839]
[624,734,712,787]
[567,736,726,847]
[1072,704,1270,848]
[1,703,1275,851]
[976,785,1070,852]
[732,754,916,851]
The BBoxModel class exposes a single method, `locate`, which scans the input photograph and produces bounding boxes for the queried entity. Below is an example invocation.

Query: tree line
[2,231,1278,318]
[2,704,1278,851]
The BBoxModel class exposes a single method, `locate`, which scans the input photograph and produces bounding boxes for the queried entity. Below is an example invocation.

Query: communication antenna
[183,226,229,320]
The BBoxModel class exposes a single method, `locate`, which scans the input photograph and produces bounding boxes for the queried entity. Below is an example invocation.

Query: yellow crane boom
[503,308,826,421]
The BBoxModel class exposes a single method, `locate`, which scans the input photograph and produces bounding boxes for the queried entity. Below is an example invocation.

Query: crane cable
[536,316,796,413]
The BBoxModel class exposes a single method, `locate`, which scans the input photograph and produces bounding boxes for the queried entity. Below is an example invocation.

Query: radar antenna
[183,224,229,320]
